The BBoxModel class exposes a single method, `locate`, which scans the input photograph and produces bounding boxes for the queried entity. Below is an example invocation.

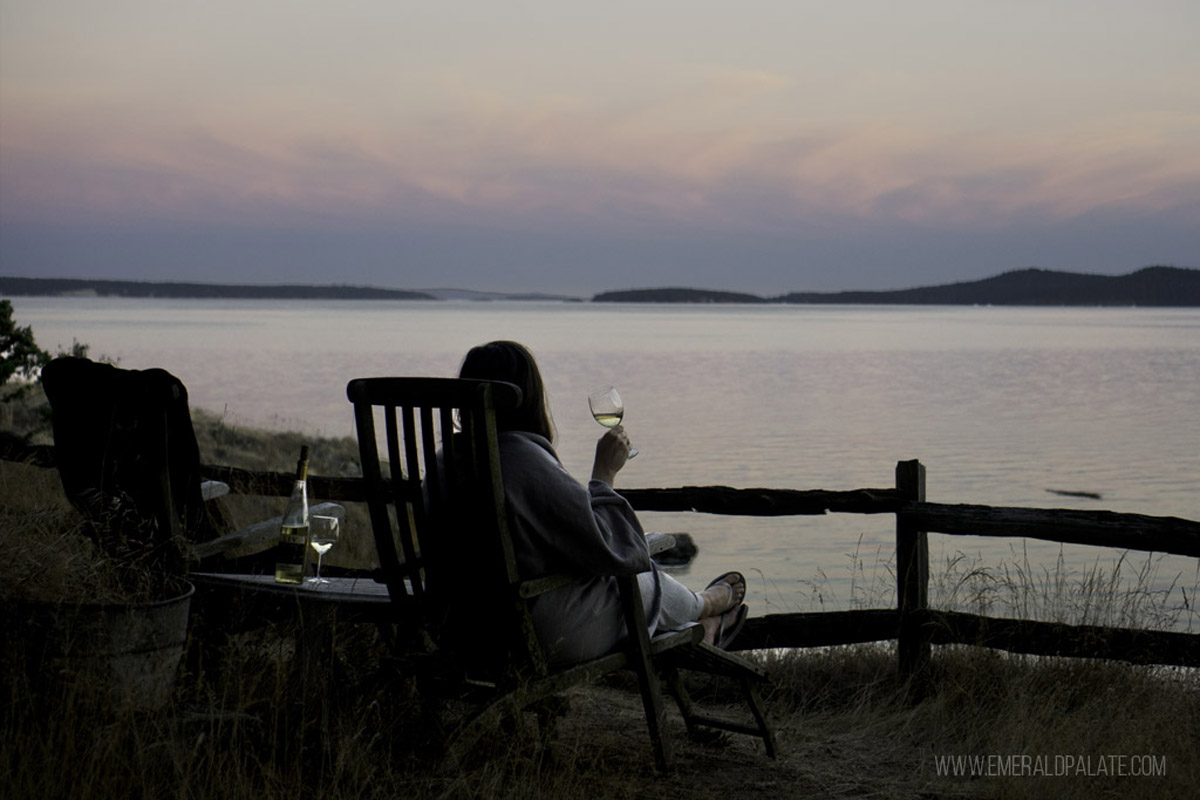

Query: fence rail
[731,608,1200,668]
[192,465,1200,557]
[907,502,1200,557]
[199,463,367,503]
[8,445,1199,673]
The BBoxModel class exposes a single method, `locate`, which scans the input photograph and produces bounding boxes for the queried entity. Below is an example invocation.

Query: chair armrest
[201,480,230,501]
[189,516,281,560]
[645,532,676,556]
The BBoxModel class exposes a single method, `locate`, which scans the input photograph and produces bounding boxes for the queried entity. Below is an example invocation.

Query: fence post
[895,459,930,689]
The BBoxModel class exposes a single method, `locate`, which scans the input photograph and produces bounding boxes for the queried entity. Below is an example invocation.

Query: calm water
[13,297,1200,627]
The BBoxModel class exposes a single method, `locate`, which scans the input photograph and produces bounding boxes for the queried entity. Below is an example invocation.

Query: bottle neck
[296,445,310,482]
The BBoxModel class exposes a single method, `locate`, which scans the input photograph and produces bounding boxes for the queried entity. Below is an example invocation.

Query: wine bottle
[274,445,311,584]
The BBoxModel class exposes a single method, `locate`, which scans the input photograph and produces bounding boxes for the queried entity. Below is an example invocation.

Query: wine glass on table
[307,515,340,585]
[588,385,638,458]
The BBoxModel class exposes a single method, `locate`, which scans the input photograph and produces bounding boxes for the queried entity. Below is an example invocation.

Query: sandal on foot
[715,604,748,650]
[705,571,746,614]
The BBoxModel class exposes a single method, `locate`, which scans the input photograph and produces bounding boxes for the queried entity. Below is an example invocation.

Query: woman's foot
[699,571,746,619]
[700,603,748,648]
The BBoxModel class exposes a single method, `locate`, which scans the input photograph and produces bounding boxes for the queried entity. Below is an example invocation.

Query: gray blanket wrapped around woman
[497,429,666,665]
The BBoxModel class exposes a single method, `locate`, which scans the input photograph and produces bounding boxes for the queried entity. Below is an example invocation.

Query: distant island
[593,287,768,304]
[3,265,1198,306]
[593,266,1200,306]
[0,277,436,301]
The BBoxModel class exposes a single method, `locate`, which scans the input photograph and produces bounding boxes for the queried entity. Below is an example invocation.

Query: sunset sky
[2,1,1197,295]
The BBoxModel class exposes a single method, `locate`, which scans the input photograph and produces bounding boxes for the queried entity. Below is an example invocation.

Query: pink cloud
[3,89,1197,240]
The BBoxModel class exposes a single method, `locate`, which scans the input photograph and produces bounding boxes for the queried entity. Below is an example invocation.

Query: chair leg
[665,661,778,758]
[663,665,699,737]
[743,677,778,759]
[630,655,675,770]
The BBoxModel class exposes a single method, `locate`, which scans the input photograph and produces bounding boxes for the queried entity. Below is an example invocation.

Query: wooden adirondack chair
[40,356,321,574]
[41,356,228,575]
[346,376,777,769]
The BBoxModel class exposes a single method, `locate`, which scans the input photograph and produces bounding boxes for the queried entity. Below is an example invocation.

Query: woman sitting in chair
[459,340,747,665]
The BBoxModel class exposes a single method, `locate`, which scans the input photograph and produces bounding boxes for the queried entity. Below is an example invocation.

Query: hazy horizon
[2,2,1197,295]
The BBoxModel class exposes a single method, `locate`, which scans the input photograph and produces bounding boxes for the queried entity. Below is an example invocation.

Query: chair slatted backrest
[346,378,535,671]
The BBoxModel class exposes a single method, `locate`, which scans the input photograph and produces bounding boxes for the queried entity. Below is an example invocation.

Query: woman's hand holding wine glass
[589,385,637,484]
[588,385,638,455]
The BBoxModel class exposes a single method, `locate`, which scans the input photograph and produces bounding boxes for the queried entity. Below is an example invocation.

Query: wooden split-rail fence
[197,458,1200,676]
[6,438,1198,677]
[204,460,1200,681]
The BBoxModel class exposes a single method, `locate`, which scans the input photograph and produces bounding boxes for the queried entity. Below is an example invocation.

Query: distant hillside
[593,266,1200,306]
[0,277,435,301]
[593,287,767,304]
[774,266,1200,306]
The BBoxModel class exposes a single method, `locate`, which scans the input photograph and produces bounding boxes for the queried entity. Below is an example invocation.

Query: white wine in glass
[306,515,339,585]
[588,385,638,458]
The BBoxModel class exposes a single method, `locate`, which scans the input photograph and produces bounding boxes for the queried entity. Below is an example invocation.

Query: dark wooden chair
[41,356,226,574]
[347,376,777,769]
[41,356,341,569]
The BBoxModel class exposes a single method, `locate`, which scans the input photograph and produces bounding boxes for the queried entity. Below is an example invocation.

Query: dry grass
[5,622,1197,799]
[761,644,1199,799]
[2,395,1199,799]
[931,545,1199,634]
[0,460,128,605]
[191,407,362,479]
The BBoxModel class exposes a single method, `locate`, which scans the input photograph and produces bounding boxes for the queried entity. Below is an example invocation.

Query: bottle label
[274,526,311,584]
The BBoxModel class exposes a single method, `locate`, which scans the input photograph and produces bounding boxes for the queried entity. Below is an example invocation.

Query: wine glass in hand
[307,515,340,585]
[588,385,638,458]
